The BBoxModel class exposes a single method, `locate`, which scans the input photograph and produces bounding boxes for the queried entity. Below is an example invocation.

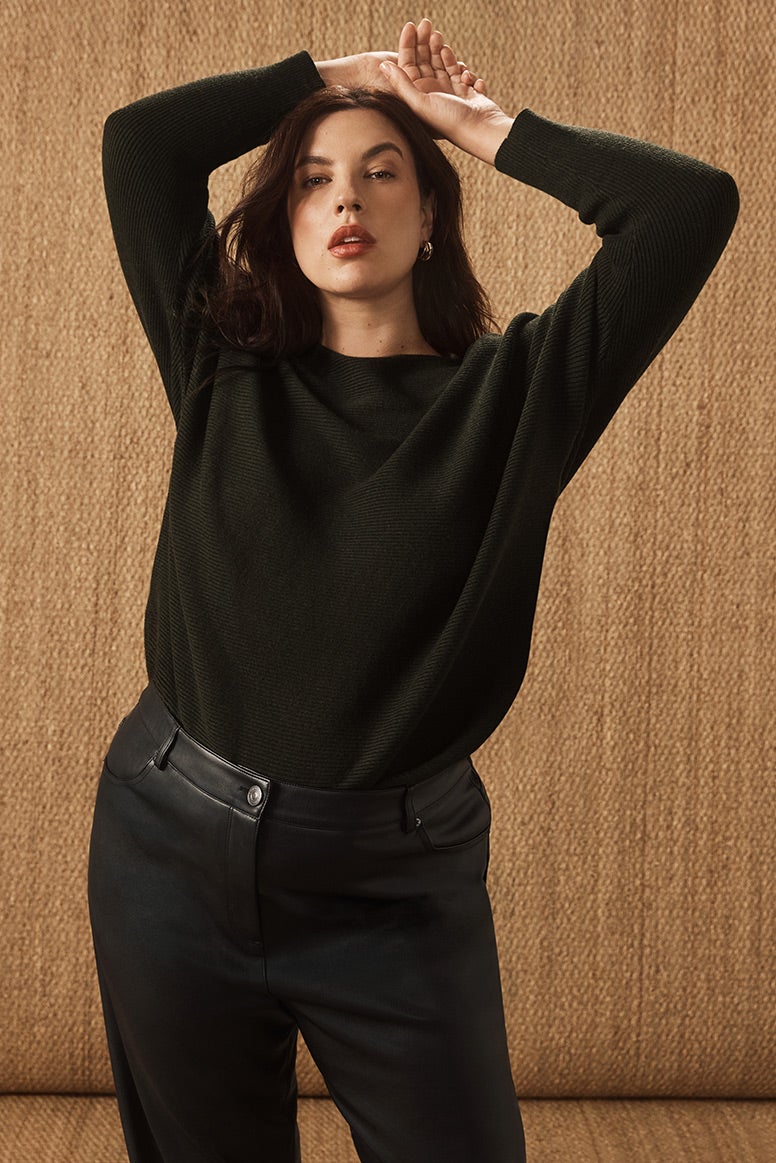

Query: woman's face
[286,108,434,304]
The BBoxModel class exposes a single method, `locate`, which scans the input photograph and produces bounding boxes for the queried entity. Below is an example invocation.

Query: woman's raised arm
[102,52,324,421]
[383,19,738,493]
[492,111,739,492]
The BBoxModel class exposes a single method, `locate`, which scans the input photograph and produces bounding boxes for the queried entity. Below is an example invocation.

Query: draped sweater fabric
[102,50,738,790]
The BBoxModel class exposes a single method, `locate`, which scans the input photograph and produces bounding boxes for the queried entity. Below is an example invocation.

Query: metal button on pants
[87,680,526,1163]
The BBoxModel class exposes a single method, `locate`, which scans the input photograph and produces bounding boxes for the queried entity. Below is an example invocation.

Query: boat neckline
[313,343,459,361]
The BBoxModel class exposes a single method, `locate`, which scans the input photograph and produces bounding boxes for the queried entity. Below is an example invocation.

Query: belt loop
[152,724,179,770]
[403,785,420,833]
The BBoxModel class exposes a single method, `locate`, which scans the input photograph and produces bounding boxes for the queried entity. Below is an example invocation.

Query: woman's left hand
[380,18,514,164]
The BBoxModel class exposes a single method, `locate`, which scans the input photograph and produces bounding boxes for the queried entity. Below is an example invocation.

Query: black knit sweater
[102,50,738,789]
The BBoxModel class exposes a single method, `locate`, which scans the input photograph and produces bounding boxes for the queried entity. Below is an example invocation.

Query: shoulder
[461,320,536,370]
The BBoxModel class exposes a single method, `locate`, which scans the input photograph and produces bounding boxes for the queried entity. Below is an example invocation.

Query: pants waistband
[130,680,477,833]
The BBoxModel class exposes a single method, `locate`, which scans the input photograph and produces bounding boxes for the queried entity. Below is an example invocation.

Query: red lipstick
[328,224,377,252]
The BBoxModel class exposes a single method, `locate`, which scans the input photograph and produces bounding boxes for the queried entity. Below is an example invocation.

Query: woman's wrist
[314,58,347,88]
[313,56,515,167]
[314,53,398,91]
[457,115,516,166]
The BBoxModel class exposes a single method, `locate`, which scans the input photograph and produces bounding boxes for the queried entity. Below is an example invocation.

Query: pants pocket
[416,765,491,853]
[102,703,157,785]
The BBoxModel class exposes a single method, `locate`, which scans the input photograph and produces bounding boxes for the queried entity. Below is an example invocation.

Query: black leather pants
[87,680,526,1163]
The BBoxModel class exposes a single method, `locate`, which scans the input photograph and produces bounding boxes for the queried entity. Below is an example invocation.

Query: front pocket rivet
[247,785,263,807]
[415,816,422,827]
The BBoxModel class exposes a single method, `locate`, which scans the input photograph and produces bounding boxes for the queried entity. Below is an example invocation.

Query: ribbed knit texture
[101,50,738,789]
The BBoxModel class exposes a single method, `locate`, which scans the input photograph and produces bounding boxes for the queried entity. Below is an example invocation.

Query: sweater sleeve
[493,110,739,493]
[101,51,326,423]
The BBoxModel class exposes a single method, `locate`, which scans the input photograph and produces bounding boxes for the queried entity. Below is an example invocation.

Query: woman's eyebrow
[294,142,404,169]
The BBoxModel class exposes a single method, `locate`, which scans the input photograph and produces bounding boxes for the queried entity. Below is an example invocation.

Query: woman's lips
[327,224,377,257]
[329,241,376,258]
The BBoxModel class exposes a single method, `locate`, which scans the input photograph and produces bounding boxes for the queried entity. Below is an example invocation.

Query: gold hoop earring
[418,240,434,262]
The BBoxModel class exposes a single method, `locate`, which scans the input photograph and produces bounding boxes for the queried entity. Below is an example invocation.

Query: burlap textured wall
[1,0,773,1103]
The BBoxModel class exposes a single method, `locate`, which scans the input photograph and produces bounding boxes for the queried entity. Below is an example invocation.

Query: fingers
[380,57,422,109]
[461,67,488,94]
[399,19,452,81]
[442,46,469,87]
[441,45,486,92]
[429,29,446,76]
[399,18,486,92]
[398,21,421,79]
[415,18,436,79]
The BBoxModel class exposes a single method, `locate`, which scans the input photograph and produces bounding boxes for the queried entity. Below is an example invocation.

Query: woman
[88,17,738,1163]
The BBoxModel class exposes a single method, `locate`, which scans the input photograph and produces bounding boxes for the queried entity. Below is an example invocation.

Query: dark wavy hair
[193,85,501,361]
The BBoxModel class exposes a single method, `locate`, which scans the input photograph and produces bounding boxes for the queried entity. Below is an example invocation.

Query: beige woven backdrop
[1,0,773,1116]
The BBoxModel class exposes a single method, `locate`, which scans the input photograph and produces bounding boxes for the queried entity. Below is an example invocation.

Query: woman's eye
[302,171,394,188]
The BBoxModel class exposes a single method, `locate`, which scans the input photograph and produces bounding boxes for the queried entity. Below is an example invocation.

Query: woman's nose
[332,180,363,212]
[336,196,362,212]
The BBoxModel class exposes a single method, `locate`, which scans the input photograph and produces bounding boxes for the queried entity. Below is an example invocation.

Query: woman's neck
[319,299,436,359]
[319,339,441,357]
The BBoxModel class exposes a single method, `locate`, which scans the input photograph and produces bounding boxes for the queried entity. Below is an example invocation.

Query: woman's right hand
[315,28,482,99]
